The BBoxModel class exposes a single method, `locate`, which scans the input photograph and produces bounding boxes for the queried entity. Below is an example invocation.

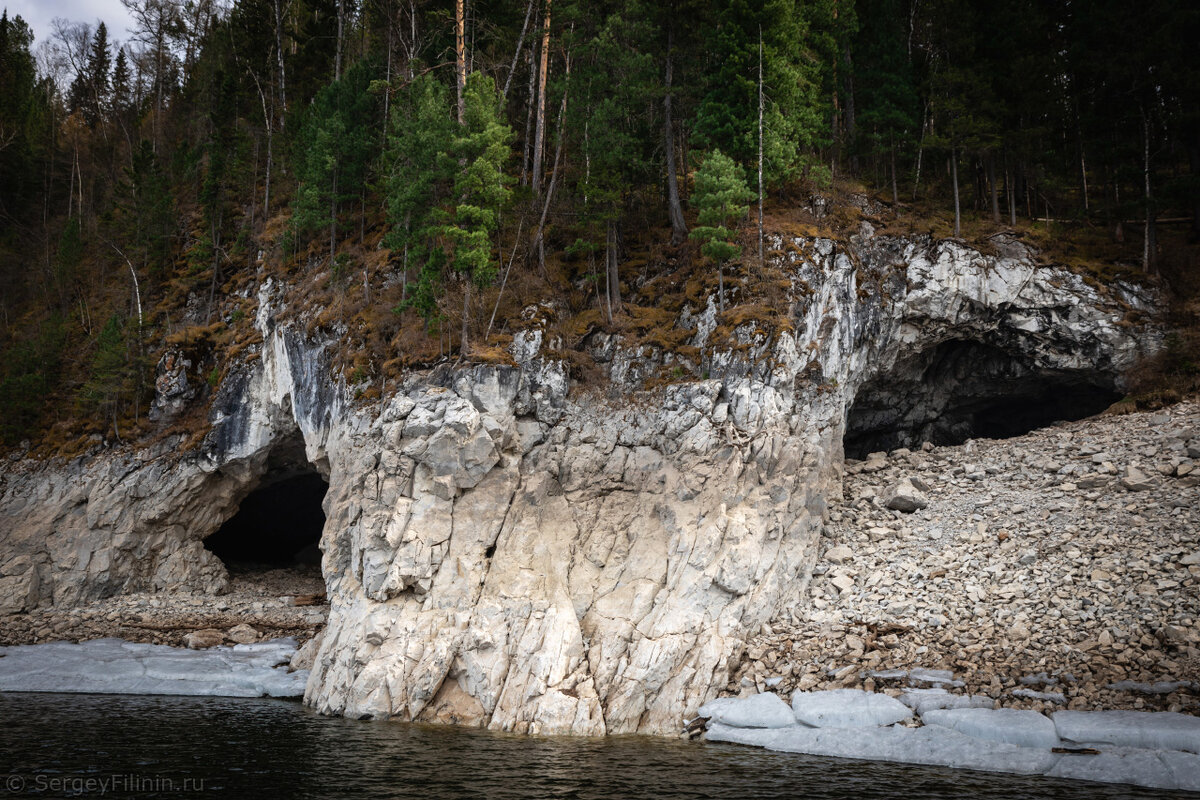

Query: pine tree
[854,0,918,204]
[562,0,657,321]
[689,149,753,312]
[382,73,455,317]
[0,12,48,216]
[694,0,824,186]
[433,73,514,354]
[292,59,377,261]
[113,140,175,274]
[80,315,133,440]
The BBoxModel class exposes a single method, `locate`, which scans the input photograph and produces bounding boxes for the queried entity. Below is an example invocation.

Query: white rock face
[0,236,1155,735]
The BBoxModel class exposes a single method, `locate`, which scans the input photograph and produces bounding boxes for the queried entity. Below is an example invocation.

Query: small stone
[831,574,856,593]
[226,623,259,644]
[185,629,225,649]
[1120,465,1154,492]
[825,545,854,565]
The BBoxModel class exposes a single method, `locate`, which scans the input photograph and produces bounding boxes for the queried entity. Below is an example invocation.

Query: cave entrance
[843,339,1121,459]
[204,438,328,571]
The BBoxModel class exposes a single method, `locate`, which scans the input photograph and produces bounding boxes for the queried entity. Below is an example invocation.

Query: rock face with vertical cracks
[0,233,1158,735]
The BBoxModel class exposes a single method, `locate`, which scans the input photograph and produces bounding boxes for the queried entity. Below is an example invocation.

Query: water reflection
[0,693,1187,799]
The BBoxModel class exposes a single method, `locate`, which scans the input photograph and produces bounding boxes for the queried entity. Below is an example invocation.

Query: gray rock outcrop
[0,233,1158,735]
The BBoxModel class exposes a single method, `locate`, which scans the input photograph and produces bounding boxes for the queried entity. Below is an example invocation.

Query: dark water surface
[0,692,1188,799]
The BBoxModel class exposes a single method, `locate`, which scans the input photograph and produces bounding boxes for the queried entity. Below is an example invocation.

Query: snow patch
[791,689,913,728]
[1053,710,1200,754]
[697,692,795,728]
[922,707,1059,750]
[0,638,307,698]
[899,687,993,714]
[706,721,1058,776]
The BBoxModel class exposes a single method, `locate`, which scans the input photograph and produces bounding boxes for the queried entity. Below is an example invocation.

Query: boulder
[883,480,929,512]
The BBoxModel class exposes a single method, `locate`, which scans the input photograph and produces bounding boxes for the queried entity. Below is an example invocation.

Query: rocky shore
[730,400,1200,716]
[0,566,327,649]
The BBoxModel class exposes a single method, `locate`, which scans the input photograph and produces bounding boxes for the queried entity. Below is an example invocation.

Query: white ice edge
[701,692,1200,792]
[0,638,308,698]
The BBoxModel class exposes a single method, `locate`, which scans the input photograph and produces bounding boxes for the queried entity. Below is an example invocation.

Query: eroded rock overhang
[0,232,1157,736]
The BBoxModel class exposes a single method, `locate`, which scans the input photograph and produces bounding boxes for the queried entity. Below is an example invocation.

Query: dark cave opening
[843,339,1122,460]
[204,471,328,568]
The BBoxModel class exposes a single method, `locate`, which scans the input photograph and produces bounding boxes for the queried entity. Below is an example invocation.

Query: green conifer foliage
[689,149,753,312]
[292,59,377,259]
[435,73,515,289]
[382,73,456,318]
[694,0,824,186]
[0,316,65,445]
[79,315,135,440]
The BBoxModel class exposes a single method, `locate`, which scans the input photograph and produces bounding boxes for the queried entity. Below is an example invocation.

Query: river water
[0,692,1188,799]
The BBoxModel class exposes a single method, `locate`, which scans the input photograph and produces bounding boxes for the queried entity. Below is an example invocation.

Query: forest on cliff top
[0,0,1197,449]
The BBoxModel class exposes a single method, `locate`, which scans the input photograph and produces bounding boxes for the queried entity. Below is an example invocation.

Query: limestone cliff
[0,231,1157,735]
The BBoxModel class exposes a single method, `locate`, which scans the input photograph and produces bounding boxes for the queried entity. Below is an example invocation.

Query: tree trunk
[330,170,338,262]
[502,0,536,99]
[757,27,764,266]
[274,0,288,127]
[534,54,570,268]
[1074,101,1089,214]
[606,219,621,319]
[1142,106,1154,273]
[455,0,466,124]
[988,151,999,224]
[531,0,552,194]
[912,101,929,200]
[717,260,725,313]
[664,24,687,245]
[951,145,961,237]
[383,11,393,140]
[843,46,858,174]
[1189,138,1200,240]
[890,135,898,206]
[335,0,344,80]
[521,47,535,185]
[461,278,470,358]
